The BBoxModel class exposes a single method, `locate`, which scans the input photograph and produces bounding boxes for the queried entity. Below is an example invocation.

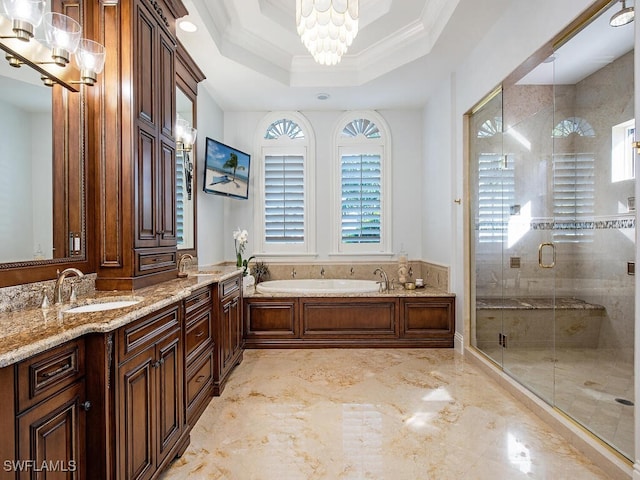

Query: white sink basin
[65,299,142,313]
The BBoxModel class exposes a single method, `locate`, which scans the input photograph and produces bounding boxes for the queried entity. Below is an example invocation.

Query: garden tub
[255,278,380,295]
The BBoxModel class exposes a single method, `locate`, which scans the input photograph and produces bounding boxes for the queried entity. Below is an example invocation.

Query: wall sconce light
[0,0,106,90]
[176,116,197,200]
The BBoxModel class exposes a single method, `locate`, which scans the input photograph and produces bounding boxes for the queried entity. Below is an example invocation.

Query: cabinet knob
[152,358,165,368]
[81,400,92,411]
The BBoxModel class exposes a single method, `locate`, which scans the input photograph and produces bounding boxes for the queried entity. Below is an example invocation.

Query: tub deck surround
[0,266,242,368]
[244,283,456,349]
[246,284,451,298]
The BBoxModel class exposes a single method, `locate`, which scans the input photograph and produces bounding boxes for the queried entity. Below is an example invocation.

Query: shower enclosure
[469,0,635,459]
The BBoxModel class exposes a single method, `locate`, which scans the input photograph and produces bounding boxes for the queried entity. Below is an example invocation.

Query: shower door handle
[538,242,556,268]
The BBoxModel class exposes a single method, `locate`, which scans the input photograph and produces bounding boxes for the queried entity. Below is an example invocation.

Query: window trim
[253,112,316,257]
[330,111,392,256]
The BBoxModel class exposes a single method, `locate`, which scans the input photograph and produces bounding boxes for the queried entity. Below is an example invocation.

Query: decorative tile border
[530,216,635,230]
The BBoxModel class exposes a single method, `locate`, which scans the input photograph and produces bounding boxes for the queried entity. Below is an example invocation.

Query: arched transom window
[254,112,316,256]
[332,112,392,255]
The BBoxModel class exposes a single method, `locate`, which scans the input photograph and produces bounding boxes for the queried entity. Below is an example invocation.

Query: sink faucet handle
[41,288,50,309]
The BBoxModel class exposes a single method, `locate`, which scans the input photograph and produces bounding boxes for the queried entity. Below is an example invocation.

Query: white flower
[233,228,248,244]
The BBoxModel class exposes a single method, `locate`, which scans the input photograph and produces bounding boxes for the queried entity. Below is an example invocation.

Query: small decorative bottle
[398,250,408,284]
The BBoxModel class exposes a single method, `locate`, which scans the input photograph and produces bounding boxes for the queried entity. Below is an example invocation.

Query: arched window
[254,112,316,256]
[332,111,391,255]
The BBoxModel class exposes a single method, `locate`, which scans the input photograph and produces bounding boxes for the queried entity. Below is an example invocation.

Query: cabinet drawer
[185,309,212,364]
[185,287,212,317]
[219,275,240,299]
[186,351,213,413]
[17,339,85,413]
[135,248,177,275]
[118,304,180,363]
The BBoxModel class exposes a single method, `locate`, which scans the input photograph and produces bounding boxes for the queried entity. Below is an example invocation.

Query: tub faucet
[373,268,389,292]
[54,268,84,304]
[320,267,325,278]
[291,268,297,278]
[178,254,194,278]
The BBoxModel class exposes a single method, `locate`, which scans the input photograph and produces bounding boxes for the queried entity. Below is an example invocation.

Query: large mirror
[0,62,53,263]
[177,87,195,251]
[175,41,205,258]
[0,0,89,287]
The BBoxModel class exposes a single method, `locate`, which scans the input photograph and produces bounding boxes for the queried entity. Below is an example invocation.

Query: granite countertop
[0,266,242,368]
[243,285,453,298]
[475,296,605,310]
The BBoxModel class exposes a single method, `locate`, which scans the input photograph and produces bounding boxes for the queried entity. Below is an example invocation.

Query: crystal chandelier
[296,0,359,66]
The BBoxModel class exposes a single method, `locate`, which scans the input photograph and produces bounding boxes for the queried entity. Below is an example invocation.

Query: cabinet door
[118,347,156,480]
[220,298,234,373]
[158,28,175,139]
[135,0,157,127]
[155,329,183,466]
[230,295,242,357]
[135,128,158,247]
[17,381,86,480]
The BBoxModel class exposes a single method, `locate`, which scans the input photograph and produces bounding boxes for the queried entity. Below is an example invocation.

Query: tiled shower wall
[474,50,635,352]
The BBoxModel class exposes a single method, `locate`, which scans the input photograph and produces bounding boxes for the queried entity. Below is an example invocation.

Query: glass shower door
[470,91,505,368]
[549,2,635,458]
[500,83,556,404]
[469,0,636,460]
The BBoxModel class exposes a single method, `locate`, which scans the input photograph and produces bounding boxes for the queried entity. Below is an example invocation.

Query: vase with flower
[233,227,255,277]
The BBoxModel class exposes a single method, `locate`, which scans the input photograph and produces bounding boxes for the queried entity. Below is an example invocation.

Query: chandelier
[296,0,359,66]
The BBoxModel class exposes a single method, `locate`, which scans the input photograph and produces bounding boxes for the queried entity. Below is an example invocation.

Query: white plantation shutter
[553,154,594,243]
[341,153,381,243]
[257,113,315,256]
[477,154,514,243]
[264,154,305,243]
[332,112,391,255]
[176,153,185,245]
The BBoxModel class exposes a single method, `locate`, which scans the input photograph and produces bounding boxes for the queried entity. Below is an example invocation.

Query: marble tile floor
[482,346,634,459]
[160,349,616,480]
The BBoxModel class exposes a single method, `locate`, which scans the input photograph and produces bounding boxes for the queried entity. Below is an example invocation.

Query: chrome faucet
[373,267,389,292]
[291,268,297,278]
[178,254,194,277]
[54,268,84,304]
[320,267,325,279]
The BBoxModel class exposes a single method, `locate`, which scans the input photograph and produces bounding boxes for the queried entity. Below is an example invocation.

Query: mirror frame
[176,40,206,259]
[0,0,94,288]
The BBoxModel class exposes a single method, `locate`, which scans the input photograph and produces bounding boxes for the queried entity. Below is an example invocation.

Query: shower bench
[475,297,606,349]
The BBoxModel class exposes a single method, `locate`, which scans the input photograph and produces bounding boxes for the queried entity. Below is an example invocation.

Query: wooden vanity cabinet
[213,274,244,395]
[183,287,214,425]
[0,339,88,480]
[115,303,186,480]
[93,0,188,290]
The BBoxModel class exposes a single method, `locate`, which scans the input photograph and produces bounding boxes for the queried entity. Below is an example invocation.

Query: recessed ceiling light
[179,20,198,33]
[317,93,330,100]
